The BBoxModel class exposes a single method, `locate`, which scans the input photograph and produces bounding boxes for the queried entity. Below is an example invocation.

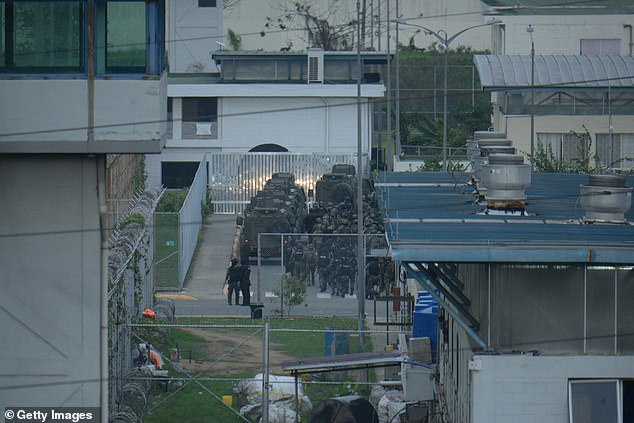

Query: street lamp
[394,18,501,170]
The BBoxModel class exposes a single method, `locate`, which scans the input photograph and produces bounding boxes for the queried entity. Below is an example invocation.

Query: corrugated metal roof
[481,0,634,15]
[474,55,634,90]
[376,172,634,264]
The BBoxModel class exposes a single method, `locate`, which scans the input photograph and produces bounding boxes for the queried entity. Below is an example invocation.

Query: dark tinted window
[161,162,199,189]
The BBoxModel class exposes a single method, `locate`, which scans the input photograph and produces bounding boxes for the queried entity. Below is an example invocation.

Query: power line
[1,328,633,391]
[0,73,632,139]
[0,0,604,59]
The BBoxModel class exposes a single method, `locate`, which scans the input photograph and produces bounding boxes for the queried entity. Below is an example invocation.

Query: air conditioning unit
[307,49,324,83]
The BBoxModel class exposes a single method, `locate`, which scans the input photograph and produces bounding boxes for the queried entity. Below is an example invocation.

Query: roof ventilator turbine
[580,174,632,224]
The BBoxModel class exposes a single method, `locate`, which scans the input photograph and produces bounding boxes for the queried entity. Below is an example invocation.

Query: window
[106,1,146,72]
[1,1,84,71]
[596,134,634,169]
[537,133,588,165]
[324,59,350,81]
[161,162,199,189]
[198,0,216,7]
[625,381,634,423]
[182,98,218,139]
[0,2,5,67]
[581,39,620,56]
[0,0,164,74]
[569,380,620,423]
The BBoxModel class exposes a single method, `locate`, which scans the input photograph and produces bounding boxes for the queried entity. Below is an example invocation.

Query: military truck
[238,173,307,258]
[314,164,374,205]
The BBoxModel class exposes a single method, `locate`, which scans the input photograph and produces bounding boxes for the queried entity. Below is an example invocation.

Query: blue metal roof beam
[406,262,489,351]
[413,263,476,328]
[428,265,471,307]
[436,264,465,289]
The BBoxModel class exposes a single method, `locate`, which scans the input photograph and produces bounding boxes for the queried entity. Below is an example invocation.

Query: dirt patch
[176,328,295,375]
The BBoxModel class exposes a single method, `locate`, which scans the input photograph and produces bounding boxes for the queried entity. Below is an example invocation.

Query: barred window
[596,133,634,169]
[537,132,588,165]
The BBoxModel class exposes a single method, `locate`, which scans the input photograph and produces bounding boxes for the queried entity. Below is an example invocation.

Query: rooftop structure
[376,170,634,422]
[474,54,634,90]
[378,171,634,263]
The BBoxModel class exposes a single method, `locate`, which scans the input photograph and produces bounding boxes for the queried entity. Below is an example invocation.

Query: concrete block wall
[470,355,634,423]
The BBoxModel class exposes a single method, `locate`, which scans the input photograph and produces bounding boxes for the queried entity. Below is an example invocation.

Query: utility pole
[356,0,366,352]
[395,0,401,157]
[386,0,391,170]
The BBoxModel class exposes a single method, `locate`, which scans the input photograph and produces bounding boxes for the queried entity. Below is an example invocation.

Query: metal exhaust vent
[580,174,632,223]
[469,139,513,174]
[481,154,532,212]
[473,131,507,140]
[472,144,516,185]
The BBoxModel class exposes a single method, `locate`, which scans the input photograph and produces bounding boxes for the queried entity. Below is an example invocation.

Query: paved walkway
[182,214,236,301]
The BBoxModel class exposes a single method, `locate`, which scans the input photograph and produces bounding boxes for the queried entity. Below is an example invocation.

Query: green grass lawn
[137,317,376,422]
[144,377,248,423]
[154,213,179,289]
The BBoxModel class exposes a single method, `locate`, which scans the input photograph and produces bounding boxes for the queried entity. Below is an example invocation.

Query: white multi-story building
[147,51,386,187]
[169,0,224,73]
[478,3,634,169]
[0,0,167,416]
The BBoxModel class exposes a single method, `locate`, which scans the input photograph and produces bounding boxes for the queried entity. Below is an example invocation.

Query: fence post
[280,234,284,319]
[178,210,184,289]
[262,322,270,423]
[257,234,262,303]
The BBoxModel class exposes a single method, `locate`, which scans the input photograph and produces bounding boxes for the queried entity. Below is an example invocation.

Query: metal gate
[207,153,362,214]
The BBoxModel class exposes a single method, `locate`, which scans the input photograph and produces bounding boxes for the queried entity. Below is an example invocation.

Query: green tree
[396,45,493,163]
[227,28,242,50]
[274,274,306,317]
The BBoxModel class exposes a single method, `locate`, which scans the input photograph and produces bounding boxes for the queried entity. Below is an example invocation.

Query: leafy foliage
[118,213,146,230]
[156,189,189,213]
[264,0,357,50]
[227,28,242,50]
[273,273,307,317]
[530,126,605,173]
[396,46,493,165]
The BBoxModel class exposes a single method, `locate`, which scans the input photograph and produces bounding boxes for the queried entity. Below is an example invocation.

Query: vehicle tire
[333,182,353,203]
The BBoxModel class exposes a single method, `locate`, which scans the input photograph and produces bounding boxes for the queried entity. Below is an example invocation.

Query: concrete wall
[495,15,634,55]
[0,80,88,143]
[94,77,167,143]
[220,97,370,153]
[500,114,634,160]
[147,95,372,186]
[0,75,167,153]
[170,0,223,73]
[471,355,634,423]
[0,155,102,408]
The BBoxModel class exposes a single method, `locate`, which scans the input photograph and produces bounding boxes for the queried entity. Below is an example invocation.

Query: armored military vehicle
[314,164,374,205]
[239,173,307,258]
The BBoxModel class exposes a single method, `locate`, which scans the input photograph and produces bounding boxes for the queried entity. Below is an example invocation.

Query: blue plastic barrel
[412,294,439,362]
[324,328,350,356]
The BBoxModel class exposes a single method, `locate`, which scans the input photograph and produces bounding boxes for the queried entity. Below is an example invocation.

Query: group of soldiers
[282,198,392,297]
[225,258,251,306]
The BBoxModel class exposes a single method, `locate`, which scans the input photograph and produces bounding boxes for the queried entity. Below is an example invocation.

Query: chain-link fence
[154,159,208,290]
[120,320,426,423]
[108,187,165,421]
[249,233,393,320]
